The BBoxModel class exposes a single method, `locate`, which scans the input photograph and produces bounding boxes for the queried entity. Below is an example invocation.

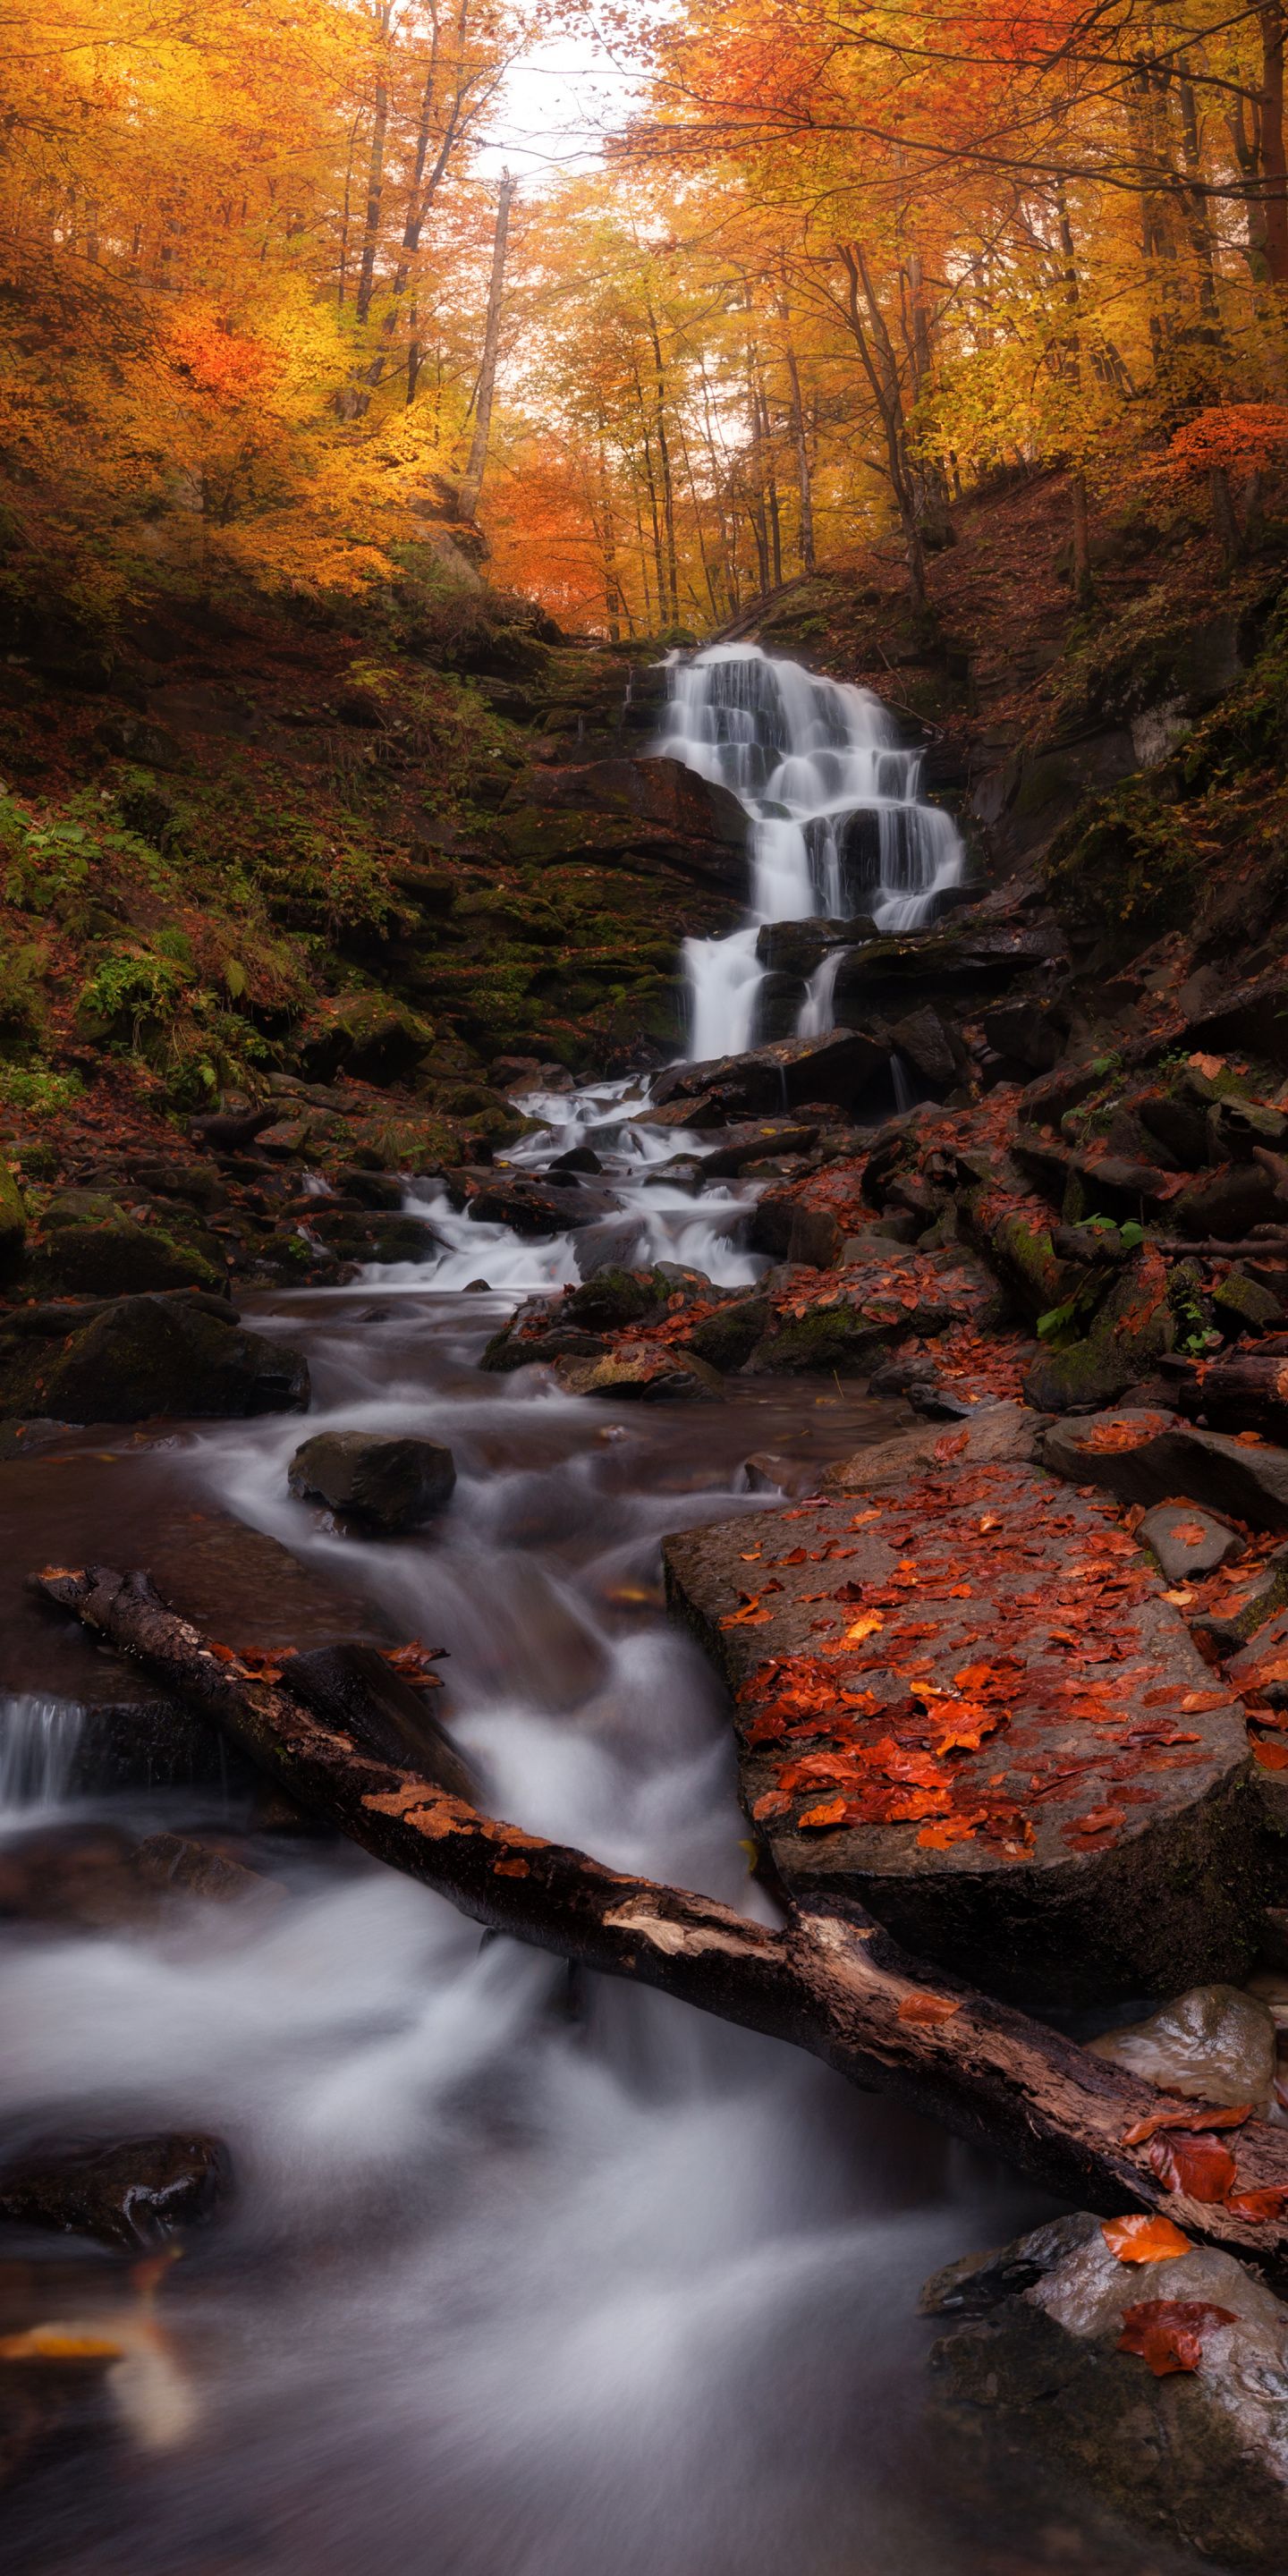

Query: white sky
[475,29,646,183]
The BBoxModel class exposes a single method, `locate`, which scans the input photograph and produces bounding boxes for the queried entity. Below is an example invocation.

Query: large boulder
[649,1027,891,1121]
[0,1293,309,1421]
[925,2210,1288,2568]
[33,1190,223,1296]
[496,755,749,894]
[1021,1246,1174,1412]
[296,993,434,1086]
[287,1430,455,1533]
[664,1460,1261,2004]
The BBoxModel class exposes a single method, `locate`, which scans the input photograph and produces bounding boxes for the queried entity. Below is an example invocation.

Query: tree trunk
[355,75,389,326]
[645,303,679,624]
[1071,472,1092,601]
[34,1563,1288,2281]
[781,326,816,572]
[1211,463,1243,570]
[455,171,514,525]
[836,237,928,614]
[1261,2,1288,287]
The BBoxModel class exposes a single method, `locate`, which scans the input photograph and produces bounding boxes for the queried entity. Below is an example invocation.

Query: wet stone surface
[664,1455,1261,2003]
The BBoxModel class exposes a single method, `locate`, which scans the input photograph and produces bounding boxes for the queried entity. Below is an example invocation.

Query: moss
[1042,782,1204,950]
[690,1297,771,1371]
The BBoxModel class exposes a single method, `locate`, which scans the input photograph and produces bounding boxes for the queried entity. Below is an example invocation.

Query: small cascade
[797,947,843,1040]
[657,644,965,1058]
[0,1695,84,1810]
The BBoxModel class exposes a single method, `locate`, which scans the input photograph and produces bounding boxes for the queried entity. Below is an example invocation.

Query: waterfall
[0,1694,85,1809]
[657,643,964,1059]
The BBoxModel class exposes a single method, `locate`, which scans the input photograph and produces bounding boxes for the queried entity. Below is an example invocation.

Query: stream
[0,654,1211,2576]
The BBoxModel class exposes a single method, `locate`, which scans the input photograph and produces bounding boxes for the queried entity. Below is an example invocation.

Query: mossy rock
[690,1296,772,1372]
[296,994,434,1087]
[564,1267,668,1331]
[33,1191,223,1296]
[0,1296,309,1421]
[1023,1247,1174,1411]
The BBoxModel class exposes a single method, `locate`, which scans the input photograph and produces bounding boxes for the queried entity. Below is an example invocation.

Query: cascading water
[657,644,965,1060]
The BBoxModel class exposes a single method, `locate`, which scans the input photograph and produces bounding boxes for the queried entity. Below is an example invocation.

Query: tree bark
[456,171,514,525]
[781,324,816,573]
[34,1563,1288,2280]
[836,236,928,615]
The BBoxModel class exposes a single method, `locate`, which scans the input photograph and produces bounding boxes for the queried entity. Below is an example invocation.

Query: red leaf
[1123,2102,1252,2148]
[1148,2132,1238,2202]
[1118,2301,1237,2377]
[1226,2184,1288,2222]
[896,1993,962,2025]
[797,1797,849,1830]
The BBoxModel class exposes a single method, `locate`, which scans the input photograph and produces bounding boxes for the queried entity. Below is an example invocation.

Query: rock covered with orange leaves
[663,1444,1261,2005]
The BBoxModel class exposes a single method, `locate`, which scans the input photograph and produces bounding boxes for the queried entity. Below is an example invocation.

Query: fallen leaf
[1253,1741,1288,1770]
[1102,2213,1192,2262]
[797,1797,850,1830]
[934,1431,969,1461]
[1226,2184,1288,2222]
[918,1816,979,1849]
[896,1993,962,2024]
[1148,2132,1238,2202]
[1123,2103,1253,2148]
[842,1610,884,1642]
[1117,2300,1237,2377]
[0,2327,123,2360]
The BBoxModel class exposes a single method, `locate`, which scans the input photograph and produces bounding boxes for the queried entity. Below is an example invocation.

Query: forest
[9,1,1288,2573]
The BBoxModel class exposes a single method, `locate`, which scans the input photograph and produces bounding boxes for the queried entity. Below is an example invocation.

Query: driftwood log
[1167,1352,1288,1439]
[35,1562,1288,2276]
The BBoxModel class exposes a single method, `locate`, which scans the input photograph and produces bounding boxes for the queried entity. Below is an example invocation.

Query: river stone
[0,2132,232,2250]
[697,1120,820,1177]
[822,1404,1046,1495]
[287,1430,456,1533]
[1138,1500,1245,1584]
[555,1345,724,1402]
[1088,1983,1278,2111]
[465,1175,607,1236]
[0,1293,309,1422]
[663,1459,1260,2004]
[1040,1407,1288,1530]
[33,1190,223,1297]
[924,2210,1288,2568]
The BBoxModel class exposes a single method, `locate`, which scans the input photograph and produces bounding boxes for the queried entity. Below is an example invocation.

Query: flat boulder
[1139,1500,1245,1585]
[664,1454,1259,2004]
[924,2210,1288,2568]
[0,1293,309,1422]
[1041,1407,1288,1530]
[288,1430,456,1533]
[650,1027,891,1119]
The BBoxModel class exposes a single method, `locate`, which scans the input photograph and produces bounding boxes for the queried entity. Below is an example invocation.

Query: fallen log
[34,1561,1288,2276]
[1165,1352,1288,1440]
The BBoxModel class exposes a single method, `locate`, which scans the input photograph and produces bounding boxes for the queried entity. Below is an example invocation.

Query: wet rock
[697,1119,819,1176]
[480,1315,609,1372]
[496,754,749,892]
[785,1205,843,1269]
[555,1345,724,1401]
[564,1267,666,1330]
[1088,1982,1278,2110]
[650,1026,892,1120]
[0,1293,309,1421]
[1138,1500,1245,1584]
[285,1640,473,1799]
[549,1144,603,1174]
[34,1190,223,1296]
[1172,1163,1283,1239]
[664,1464,1259,2005]
[1040,1408,1288,1530]
[890,1005,957,1090]
[0,2133,231,2250]
[925,2209,1288,2569]
[131,1832,284,1906]
[831,916,1068,1020]
[824,1401,1046,1493]
[466,1175,606,1236]
[1021,1247,1174,1413]
[288,1430,456,1532]
[690,1295,772,1373]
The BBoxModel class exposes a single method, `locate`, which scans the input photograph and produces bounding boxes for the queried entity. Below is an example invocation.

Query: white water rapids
[658,644,964,1061]
[0,648,1187,2576]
